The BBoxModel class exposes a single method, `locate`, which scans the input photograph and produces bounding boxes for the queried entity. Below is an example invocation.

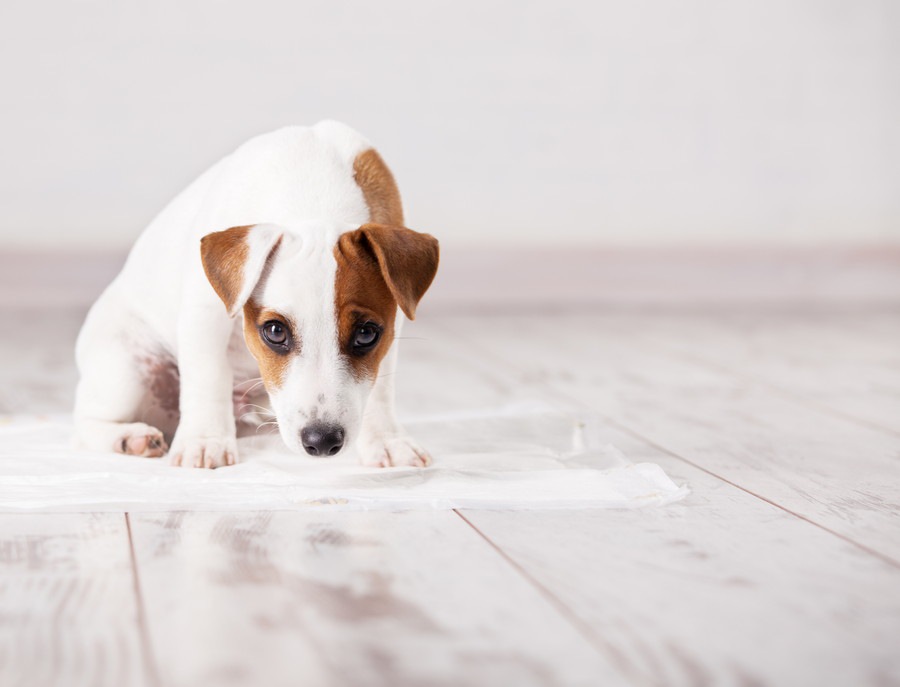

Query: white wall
[0,0,897,250]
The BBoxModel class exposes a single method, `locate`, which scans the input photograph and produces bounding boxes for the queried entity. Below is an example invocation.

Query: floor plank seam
[597,419,900,571]
[125,513,162,687]
[433,321,900,571]
[452,508,649,686]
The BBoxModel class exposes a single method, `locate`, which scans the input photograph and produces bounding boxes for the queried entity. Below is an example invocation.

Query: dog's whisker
[235,378,263,393]
[238,403,274,414]
[238,412,276,424]
[235,376,263,388]
[237,380,267,401]
[255,421,280,434]
[237,413,276,424]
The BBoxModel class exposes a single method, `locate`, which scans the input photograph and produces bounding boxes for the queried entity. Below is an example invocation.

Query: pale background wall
[0,0,897,251]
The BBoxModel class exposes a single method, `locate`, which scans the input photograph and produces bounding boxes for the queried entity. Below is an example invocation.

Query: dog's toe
[168,436,237,469]
[361,435,432,468]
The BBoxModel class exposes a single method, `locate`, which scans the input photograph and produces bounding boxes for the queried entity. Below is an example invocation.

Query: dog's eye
[261,320,290,349]
[352,323,381,352]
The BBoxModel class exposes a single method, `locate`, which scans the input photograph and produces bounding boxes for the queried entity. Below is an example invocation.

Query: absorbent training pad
[0,406,688,511]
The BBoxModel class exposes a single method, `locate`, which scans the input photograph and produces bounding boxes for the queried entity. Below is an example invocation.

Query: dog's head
[200,221,439,456]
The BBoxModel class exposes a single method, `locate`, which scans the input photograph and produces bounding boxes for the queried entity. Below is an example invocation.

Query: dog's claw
[168,436,238,469]
[360,435,432,468]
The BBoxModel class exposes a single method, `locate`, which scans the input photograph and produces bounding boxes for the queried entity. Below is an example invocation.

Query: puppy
[73,121,439,468]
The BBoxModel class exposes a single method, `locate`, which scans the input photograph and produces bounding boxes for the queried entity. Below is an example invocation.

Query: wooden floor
[1,306,899,687]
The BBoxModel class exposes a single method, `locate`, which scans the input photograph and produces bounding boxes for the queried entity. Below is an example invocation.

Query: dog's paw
[359,434,432,468]
[168,436,237,469]
[116,423,168,458]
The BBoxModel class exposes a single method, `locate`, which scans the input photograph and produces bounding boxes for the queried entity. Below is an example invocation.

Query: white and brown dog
[73,121,439,469]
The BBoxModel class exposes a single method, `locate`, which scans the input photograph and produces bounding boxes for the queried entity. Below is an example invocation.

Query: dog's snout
[300,423,345,457]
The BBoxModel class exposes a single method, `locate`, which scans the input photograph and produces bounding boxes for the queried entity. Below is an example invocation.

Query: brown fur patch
[242,301,295,390]
[342,224,439,320]
[353,148,404,226]
[334,234,398,381]
[200,226,253,313]
[334,224,439,380]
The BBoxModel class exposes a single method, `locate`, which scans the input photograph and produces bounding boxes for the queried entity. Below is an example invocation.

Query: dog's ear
[339,223,439,320]
[200,224,283,317]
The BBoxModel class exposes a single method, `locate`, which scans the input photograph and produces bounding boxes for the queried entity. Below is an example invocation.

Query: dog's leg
[167,301,238,469]
[73,296,169,458]
[356,325,431,468]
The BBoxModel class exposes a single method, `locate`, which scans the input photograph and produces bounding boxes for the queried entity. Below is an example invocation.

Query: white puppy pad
[0,408,688,512]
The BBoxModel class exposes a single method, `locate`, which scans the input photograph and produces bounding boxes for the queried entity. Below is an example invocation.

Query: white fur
[74,121,428,469]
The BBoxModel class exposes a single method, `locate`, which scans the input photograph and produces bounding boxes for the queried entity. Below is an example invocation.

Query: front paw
[168,435,237,469]
[358,434,432,468]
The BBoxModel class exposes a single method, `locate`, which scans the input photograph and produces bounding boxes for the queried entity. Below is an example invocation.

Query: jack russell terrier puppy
[73,121,439,469]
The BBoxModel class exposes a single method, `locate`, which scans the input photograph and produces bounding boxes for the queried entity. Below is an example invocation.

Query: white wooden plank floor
[0,306,899,687]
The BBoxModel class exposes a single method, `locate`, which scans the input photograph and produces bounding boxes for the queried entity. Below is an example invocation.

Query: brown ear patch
[242,301,295,391]
[334,234,398,381]
[349,224,439,320]
[353,148,404,226]
[200,226,252,313]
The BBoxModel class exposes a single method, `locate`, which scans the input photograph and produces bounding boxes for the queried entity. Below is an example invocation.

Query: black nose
[300,423,345,456]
